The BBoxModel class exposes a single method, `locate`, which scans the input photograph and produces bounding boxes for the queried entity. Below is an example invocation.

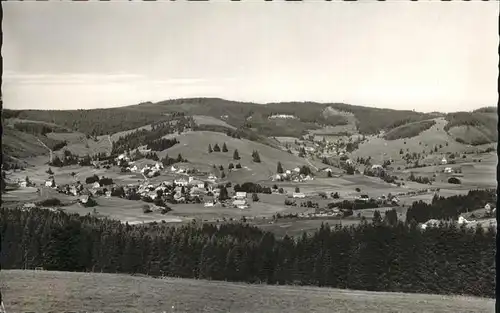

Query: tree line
[405,189,496,223]
[112,117,190,155]
[0,207,494,298]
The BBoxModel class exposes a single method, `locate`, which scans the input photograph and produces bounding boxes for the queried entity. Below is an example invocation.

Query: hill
[152,130,323,182]
[1,270,494,313]
[3,98,438,137]
[352,117,496,164]
[383,119,437,141]
[444,111,498,145]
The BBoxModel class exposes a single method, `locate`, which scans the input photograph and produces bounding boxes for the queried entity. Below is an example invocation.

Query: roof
[233,199,247,205]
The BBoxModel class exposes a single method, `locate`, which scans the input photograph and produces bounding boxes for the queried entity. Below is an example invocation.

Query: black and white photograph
[1,2,498,312]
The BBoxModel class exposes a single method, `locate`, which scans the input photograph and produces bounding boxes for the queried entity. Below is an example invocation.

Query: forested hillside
[444,111,498,145]
[1,207,495,298]
[4,98,439,137]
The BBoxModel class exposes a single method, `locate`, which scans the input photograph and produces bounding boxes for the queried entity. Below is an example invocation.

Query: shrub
[85,175,100,184]
[448,177,461,184]
[142,204,152,214]
[37,198,62,207]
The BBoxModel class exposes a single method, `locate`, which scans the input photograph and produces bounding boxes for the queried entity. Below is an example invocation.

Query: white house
[233,199,249,209]
[155,162,164,170]
[204,201,215,207]
[130,165,138,172]
[444,167,453,174]
[293,192,306,198]
[485,203,496,214]
[358,194,370,202]
[93,182,101,188]
[294,167,301,173]
[235,192,247,200]
[79,195,89,204]
[441,157,448,165]
[419,219,441,230]
[45,178,56,188]
[174,178,189,186]
[170,165,178,172]
[285,170,292,175]
[207,174,217,182]
[19,181,28,188]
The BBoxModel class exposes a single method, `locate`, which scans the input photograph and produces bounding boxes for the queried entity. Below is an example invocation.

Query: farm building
[485,203,496,214]
[174,178,189,186]
[441,157,448,165]
[234,192,247,200]
[293,192,306,199]
[419,219,441,230]
[45,177,56,188]
[358,195,370,202]
[207,174,217,182]
[232,199,249,209]
[204,200,215,207]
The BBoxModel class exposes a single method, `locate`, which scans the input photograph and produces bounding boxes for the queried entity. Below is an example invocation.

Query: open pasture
[1,270,494,313]
[64,197,184,224]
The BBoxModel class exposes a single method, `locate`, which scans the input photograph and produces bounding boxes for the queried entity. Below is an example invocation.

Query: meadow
[1,270,494,313]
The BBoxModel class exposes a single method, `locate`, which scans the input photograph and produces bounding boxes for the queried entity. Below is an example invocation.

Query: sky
[2,2,498,112]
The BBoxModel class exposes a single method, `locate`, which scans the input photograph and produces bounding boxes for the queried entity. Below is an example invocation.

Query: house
[234,192,247,200]
[22,203,37,210]
[79,195,89,204]
[285,170,292,175]
[419,219,441,230]
[155,162,163,170]
[170,165,178,172]
[204,200,215,207]
[322,168,333,173]
[458,216,475,225]
[441,157,448,165]
[130,165,138,172]
[358,194,370,202]
[93,182,101,188]
[105,191,112,198]
[371,164,383,170]
[232,199,248,209]
[207,174,217,182]
[19,181,28,188]
[45,178,56,188]
[294,167,301,173]
[444,167,453,174]
[293,192,306,198]
[174,178,189,186]
[485,203,496,214]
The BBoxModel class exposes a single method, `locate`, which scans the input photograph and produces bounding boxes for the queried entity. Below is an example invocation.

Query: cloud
[2,72,215,86]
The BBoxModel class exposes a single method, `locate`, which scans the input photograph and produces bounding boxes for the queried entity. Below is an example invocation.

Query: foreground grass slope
[1,270,494,313]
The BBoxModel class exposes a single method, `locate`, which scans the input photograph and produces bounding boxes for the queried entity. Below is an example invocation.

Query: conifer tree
[233,149,240,160]
[277,162,284,174]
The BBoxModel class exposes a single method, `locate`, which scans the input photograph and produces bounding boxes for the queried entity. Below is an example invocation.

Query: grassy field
[193,115,236,130]
[154,130,324,182]
[1,270,494,313]
[352,118,494,164]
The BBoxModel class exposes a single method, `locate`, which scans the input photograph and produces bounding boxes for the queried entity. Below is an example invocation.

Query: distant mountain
[2,98,497,167]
